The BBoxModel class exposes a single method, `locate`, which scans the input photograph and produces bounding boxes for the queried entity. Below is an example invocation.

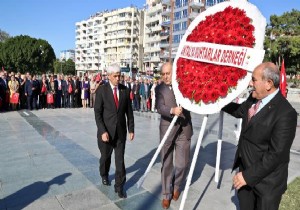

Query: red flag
[279,59,287,98]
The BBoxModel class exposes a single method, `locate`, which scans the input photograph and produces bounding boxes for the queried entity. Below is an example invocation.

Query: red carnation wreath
[173,0,266,114]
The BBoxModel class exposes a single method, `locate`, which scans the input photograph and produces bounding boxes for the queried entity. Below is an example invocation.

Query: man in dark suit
[222,62,297,210]
[94,63,134,199]
[155,62,193,209]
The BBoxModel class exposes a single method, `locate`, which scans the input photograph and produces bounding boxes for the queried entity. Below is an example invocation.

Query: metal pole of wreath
[179,115,209,210]
[137,115,179,189]
[215,111,224,183]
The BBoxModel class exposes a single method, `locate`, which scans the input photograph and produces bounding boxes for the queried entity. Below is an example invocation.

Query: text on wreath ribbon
[180,41,265,72]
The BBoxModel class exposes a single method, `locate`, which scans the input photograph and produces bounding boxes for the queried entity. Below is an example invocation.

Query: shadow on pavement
[1,173,72,209]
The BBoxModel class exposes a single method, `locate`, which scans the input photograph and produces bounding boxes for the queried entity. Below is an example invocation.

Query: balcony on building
[189,0,204,9]
[159,51,170,59]
[161,8,171,16]
[162,0,171,6]
[161,19,171,27]
[160,40,170,48]
[189,11,199,20]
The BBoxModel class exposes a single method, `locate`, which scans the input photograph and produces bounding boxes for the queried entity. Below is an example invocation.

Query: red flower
[177,6,254,104]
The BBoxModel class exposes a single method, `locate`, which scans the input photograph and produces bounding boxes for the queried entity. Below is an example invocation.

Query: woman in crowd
[81,76,90,108]
[48,75,56,109]
[89,75,97,108]
[8,75,19,110]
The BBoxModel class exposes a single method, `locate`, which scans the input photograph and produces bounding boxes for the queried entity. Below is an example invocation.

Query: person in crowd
[132,79,140,111]
[89,75,97,108]
[94,63,134,199]
[32,75,40,110]
[73,76,80,108]
[61,75,68,108]
[68,76,75,108]
[39,77,48,109]
[222,62,297,210]
[25,74,36,110]
[81,76,90,108]
[155,62,193,209]
[0,71,9,111]
[8,75,19,110]
[19,74,27,109]
[139,78,150,112]
[150,79,158,112]
[55,74,63,108]
[48,75,56,109]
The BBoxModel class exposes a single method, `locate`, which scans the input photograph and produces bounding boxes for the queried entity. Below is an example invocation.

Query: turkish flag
[279,59,287,98]
[47,93,54,104]
[10,93,19,104]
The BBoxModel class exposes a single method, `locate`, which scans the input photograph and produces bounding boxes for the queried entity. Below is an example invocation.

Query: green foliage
[0,29,10,42]
[54,59,75,75]
[279,177,300,210]
[0,35,56,74]
[264,9,300,75]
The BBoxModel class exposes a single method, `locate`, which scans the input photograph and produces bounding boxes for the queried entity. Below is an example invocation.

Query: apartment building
[75,12,105,76]
[141,0,226,74]
[60,50,75,62]
[75,1,226,76]
[143,0,163,75]
[159,0,226,63]
[75,7,142,76]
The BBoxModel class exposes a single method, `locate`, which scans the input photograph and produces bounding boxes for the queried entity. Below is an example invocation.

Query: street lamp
[39,45,44,73]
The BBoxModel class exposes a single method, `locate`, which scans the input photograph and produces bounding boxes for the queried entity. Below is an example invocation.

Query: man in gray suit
[155,62,193,209]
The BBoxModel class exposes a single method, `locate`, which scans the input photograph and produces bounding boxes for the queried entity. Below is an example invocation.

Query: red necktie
[248,100,261,122]
[113,87,118,108]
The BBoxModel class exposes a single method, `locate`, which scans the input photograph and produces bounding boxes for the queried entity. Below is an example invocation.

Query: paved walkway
[0,103,299,210]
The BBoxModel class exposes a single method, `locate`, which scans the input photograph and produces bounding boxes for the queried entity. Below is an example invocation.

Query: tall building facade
[60,50,75,62]
[75,1,226,76]
[143,0,162,75]
[142,0,226,74]
[75,7,142,76]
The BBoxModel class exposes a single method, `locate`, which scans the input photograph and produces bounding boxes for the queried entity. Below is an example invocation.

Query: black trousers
[97,134,126,191]
[238,163,282,210]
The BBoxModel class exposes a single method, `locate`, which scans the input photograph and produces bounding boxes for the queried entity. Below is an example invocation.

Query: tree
[0,35,56,74]
[53,59,75,75]
[0,29,10,42]
[264,9,300,75]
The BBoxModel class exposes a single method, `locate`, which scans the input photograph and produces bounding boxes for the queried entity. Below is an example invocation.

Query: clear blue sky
[0,0,299,58]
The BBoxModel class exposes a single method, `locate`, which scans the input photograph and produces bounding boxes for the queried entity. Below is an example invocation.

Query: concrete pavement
[0,101,299,210]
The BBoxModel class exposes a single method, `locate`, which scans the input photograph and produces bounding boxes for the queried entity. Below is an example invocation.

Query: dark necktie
[113,87,118,109]
[248,100,261,122]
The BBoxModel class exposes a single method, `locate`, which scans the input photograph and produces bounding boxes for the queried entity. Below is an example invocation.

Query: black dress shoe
[102,178,110,186]
[115,189,126,198]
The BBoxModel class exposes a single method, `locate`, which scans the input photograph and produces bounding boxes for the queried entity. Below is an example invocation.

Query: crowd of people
[1,61,298,210]
[0,70,161,113]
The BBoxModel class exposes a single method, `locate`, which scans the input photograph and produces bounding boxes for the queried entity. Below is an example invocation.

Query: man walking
[94,63,134,198]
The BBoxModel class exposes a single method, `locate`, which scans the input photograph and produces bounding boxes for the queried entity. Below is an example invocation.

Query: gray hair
[107,63,121,74]
[261,63,280,88]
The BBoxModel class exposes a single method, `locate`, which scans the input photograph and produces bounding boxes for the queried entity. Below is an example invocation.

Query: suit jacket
[222,92,297,196]
[155,82,193,141]
[132,83,140,95]
[25,80,34,96]
[94,83,134,141]
[139,83,150,99]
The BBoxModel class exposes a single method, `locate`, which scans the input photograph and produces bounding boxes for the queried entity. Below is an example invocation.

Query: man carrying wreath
[155,62,193,209]
[222,62,297,210]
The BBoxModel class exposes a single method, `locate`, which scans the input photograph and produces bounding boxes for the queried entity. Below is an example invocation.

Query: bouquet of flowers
[176,6,255,104]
